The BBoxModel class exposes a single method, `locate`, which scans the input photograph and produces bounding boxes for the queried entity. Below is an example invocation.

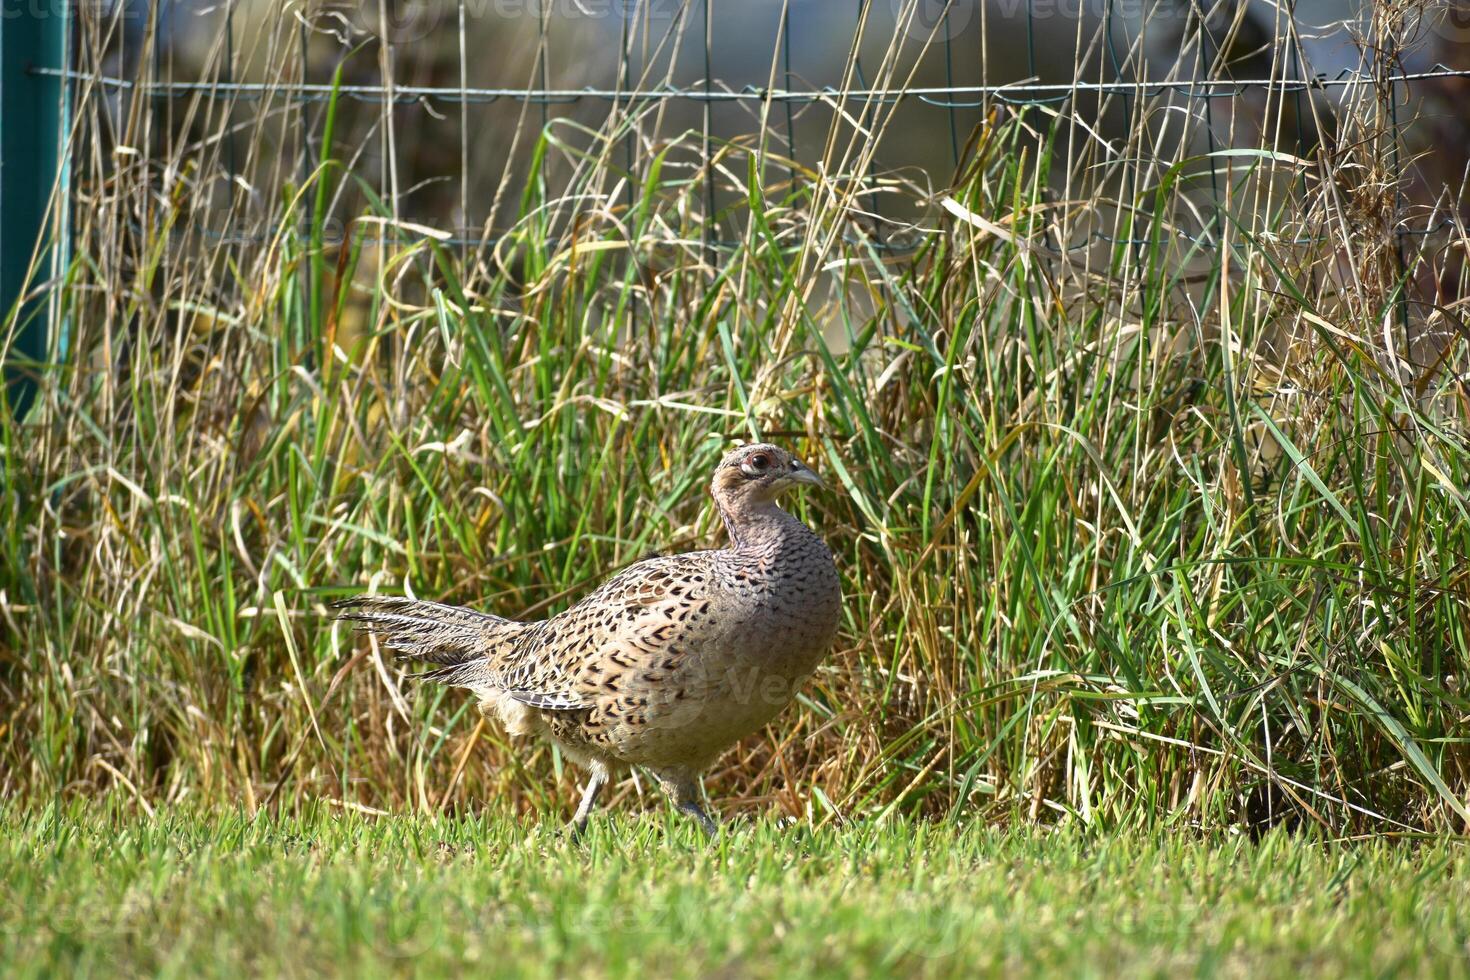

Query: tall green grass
[3,4,1469,833]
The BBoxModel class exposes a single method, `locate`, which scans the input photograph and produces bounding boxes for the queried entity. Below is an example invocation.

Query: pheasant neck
[718,498,806,553]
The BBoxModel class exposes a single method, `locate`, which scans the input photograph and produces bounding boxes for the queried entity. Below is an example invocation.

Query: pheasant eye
[740,452,771,476]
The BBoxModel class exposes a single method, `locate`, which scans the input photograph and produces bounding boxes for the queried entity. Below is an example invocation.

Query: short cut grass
[5,803,1470,977]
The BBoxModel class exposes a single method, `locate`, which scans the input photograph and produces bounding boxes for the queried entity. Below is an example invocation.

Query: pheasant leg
[569,764,608,834]
[658,770,720,836]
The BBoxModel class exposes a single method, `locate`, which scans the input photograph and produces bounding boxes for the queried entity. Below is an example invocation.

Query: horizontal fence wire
[133,217,1464,256]
[32,64,1470,106]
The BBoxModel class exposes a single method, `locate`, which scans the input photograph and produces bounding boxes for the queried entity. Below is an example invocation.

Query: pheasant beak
[786,460,825,490]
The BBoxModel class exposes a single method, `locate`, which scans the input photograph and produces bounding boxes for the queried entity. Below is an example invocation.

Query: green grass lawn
[5,804,1467,978]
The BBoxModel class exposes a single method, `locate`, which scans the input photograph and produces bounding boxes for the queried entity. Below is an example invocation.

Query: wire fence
[42,0,1470,331]
[37,63,1470,103]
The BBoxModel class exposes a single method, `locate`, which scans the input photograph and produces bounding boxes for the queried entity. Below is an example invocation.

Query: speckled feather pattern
[336,444,841,828]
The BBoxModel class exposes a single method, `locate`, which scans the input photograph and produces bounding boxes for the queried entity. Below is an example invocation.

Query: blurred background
[93,0,1470,219]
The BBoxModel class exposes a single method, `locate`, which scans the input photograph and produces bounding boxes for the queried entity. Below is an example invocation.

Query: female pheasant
[335,444,842,834]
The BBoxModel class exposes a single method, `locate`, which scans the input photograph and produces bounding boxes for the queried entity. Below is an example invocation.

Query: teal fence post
[1,0,71,416]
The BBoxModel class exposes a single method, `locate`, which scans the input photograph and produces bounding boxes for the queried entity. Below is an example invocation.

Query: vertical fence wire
[1192,0,1222,222]
[1385,14,1412,336]
[222,0,238,301]
[148,0,171,357]
[702,0,715,267]
[942,7,959,170]
[621,0,639,335]
[782,0,797,192]
[223,3,236,183]
[297,11,313,347]
[459,0,469,268]
[150,0,162,165]
[853,0,882,245]
[538,0,551,195]
[1103,0,1141,269]
[1283,2,1322,300]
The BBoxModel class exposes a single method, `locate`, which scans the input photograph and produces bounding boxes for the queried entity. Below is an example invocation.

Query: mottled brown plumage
[335,444,841,833]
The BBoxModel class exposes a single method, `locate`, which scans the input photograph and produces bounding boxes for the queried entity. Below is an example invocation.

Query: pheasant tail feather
[332,595,527,686]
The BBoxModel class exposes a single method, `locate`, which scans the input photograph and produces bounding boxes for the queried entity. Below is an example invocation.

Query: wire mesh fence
[51,1,1470,315]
